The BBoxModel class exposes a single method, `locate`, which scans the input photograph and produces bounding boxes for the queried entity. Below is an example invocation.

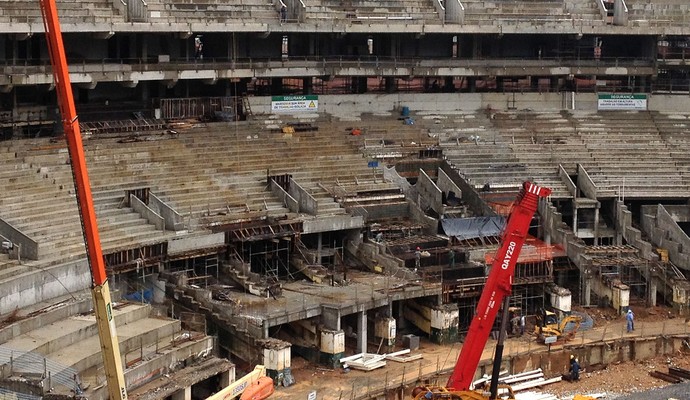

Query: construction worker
[626,309,635,332]
[519,314,526,336]
[448,248,455,268]
[569,357,581,381]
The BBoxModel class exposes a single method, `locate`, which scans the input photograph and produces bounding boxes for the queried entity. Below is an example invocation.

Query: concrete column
[351,77,367,94]
[303,78,313,95]
[385,77,395,93]
[430,304,459,344]
[262,321,269,339]
[317,232,323,265]
[320,329,345,368]
[271,78,283,93]
[149,273,166,304]
[649,277,658,307]
[573,206,578,236]
[442,76,454,92]
[542,218,551,246]
[375,317,396,348]
[172,386,191,400]
[141,35,148,61]
[262,342,292,387]
[220,369,232,389]
[141,82,150,102]
[557,271,566,287]
[396,301,408,330]
[356,310,367,353]
[551,76,559,91]
[593,206,600,246]
[584,276,592,307]
[467,77,476,92]
[321,305,341,331]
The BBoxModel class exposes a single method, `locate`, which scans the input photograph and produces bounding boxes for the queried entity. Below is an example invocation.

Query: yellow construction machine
[535,310,582,344]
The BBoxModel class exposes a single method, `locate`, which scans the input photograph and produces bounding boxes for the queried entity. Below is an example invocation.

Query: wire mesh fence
[0,345,80,395]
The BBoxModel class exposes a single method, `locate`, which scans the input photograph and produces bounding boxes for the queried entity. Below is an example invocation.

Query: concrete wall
[149,192,185,231]
[416,169,443,215]
[641,204,690,269]
[359,202,409,221]
[558,165,577,197]
[0,259,91,315]
[270,180,299,213]
[167,232,225,256]
[616,200,654,259]
[503,335,690,380]
[0,218,39,260]
[130,194,165,231]
[440,162,495,216]
[576,164,598,199]
[408,200,439,236]
[302,215,364,234]
[288,180,318,215]
[541,200,586,267]
[436,168,462,209]
[249,93,690,116]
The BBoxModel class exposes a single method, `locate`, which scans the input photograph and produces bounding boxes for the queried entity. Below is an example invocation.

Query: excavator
[207,366,275,400]
[412,181,551,400]
[534,310,583,344]
[38,0,273,399]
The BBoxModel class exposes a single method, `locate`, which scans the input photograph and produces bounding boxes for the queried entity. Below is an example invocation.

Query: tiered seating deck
[310,0,439,22]
[0,0,124,24]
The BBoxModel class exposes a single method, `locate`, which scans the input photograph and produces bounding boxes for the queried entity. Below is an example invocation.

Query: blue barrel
[401,106,410,117]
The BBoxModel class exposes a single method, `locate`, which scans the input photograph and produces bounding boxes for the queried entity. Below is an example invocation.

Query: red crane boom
[446,181,551,391]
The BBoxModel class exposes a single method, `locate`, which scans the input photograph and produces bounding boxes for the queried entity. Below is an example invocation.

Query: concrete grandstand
[1,0,690,399]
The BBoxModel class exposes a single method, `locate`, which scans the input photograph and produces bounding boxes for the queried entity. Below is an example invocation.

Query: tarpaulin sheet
[441,216,506,239]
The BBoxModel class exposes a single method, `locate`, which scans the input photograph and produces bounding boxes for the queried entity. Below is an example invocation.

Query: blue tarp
[441,216,506,239]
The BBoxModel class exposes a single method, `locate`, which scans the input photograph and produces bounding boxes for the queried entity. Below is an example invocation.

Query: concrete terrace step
[85,334,214,400]
[2,303,153,355]
[44,315,183,375]
[0,289,93,345]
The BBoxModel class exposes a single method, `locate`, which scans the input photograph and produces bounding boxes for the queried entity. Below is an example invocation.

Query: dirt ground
[543,304,690,398]
[282,304,690,399]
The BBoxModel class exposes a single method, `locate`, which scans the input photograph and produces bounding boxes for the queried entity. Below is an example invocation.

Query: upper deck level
[0,0,688,35]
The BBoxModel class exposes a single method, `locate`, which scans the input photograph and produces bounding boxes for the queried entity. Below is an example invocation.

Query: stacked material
[339,349,421,371]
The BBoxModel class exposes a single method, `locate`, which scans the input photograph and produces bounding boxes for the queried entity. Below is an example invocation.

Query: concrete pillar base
[172,386,191,400]
[430,326,458,345]
[319,351,345,369]
[267,368,294,388]
[430,304,459,344]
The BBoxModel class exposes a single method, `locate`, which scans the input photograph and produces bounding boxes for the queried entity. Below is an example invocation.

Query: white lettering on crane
[501,241,517,270]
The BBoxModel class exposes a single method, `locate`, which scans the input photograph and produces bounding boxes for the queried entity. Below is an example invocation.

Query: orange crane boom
[39,1,128,399]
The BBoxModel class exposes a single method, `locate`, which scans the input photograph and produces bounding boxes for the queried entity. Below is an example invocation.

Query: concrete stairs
[164,281,265,365]
[0,292,211,400]
[462,0,578,26]
[627,0,689,26]
[222,255,280,298]
[314,0,438,21]
[571,111,690,198]
[156,0,279,23]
